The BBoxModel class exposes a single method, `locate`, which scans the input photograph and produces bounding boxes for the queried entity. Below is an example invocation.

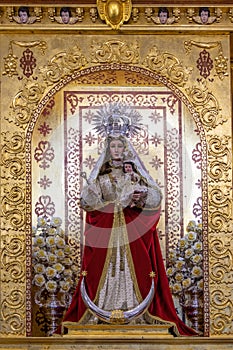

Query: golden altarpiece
[0,0,232,349]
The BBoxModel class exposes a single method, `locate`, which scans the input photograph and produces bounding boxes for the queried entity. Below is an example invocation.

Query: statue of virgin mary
[59,103,197,336]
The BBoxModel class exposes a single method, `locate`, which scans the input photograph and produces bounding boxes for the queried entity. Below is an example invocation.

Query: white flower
[50,217,62,227]
[55,249,65,260]
[63,269,73,277]
[178,238,187,250]
[168,250,177,261]
[194,241,202,251]
[175,260,185,270]
[185,248,194,259]
[35,249,47,261]
[45,267,57,279]
[191,266,203,278]
[48,227,56,236]
[53,263,64,274]
[45,280,57,292]
[55,236,66,248]
[37,217,48,228]
[60,280,71,292]
[46,236,56,247]
[187,231,197,242]
[33,274,46,287]
[166,267,175,277]
[172,283,182,294]
[56,227,65,237]
[182,278,192,289]
[186,220,196,231]
[47,253,57,264]
[191,254,202,264]
[175,272,183,282]
[33,236,45,248]
[197,279,204,290]
[34,263,45,274]
[64,245,72,255]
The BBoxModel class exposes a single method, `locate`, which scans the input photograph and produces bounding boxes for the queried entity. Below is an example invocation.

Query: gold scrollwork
[207,135,231,182]
[9,82,45,128]
[97,0,132,30]
[210,289,233,334]
[41,45,87,86]
[91,39,139,64]
[184,40,228,80]
[1,288,25,333]
[143,45,192,87]
[1,235,25,282]
[0,133,25,180]
[208,186,232,232]
[186,79,227,129]
[1,185,25,230]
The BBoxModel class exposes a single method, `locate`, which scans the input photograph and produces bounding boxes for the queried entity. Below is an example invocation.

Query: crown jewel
[93,103,142,137]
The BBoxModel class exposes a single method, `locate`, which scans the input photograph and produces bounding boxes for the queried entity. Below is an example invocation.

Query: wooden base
[62,323,174,338]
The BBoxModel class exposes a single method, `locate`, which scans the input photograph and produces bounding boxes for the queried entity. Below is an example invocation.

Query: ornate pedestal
[61,324,174,338]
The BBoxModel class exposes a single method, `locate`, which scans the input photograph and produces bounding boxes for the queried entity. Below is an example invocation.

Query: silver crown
[93,103,142,137]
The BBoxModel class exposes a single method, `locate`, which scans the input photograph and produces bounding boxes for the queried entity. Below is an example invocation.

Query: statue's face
[124,163,133,173]
[109,139,124,160]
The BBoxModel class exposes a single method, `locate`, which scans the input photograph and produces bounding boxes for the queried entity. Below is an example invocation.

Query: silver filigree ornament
[92,102,142,137]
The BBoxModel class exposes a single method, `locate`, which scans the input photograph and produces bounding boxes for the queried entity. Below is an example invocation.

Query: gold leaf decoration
[1,288,25,334]
[1,185,25,230]
[186,79,227,129]
[143,45,192,87]
[1,235,25,282]
[208,135,231,182]
[210,289,233,334]
[91,39,139,64]
[9,82,44,128]
[40,45,87,86]
[0,133,25,180]
[97,0,132,30]
[209,186,232,232]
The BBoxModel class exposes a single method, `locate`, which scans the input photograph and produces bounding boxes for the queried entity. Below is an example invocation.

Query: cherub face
[61,11,70,24]
[19,11,28,23]
[159,12,168,24]
[200,11,209,24]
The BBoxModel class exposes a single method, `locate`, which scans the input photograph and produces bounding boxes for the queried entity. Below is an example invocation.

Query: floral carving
[91,40,139,64]
[186,79,227,129]
[208,135,231,183]
[41,45,87,86]
[10,81,45,128]
[144,45,192,87]
[1,185,25,230]
[0,133,25,180]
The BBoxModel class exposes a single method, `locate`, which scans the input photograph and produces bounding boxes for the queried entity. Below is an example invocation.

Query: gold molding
[0,33,232,337]
[97,0,132,30]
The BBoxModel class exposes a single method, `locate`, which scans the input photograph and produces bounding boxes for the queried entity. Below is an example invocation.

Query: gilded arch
[0,37,232,337]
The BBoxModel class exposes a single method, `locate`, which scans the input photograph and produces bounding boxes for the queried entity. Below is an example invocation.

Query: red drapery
[59,205,197,336]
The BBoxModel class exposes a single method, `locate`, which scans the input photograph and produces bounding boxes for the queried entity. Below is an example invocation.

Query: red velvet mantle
[60,204,197,336]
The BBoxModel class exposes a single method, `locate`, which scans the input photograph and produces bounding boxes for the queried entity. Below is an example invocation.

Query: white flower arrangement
[32,216,76,304]
[167,220,203,297]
